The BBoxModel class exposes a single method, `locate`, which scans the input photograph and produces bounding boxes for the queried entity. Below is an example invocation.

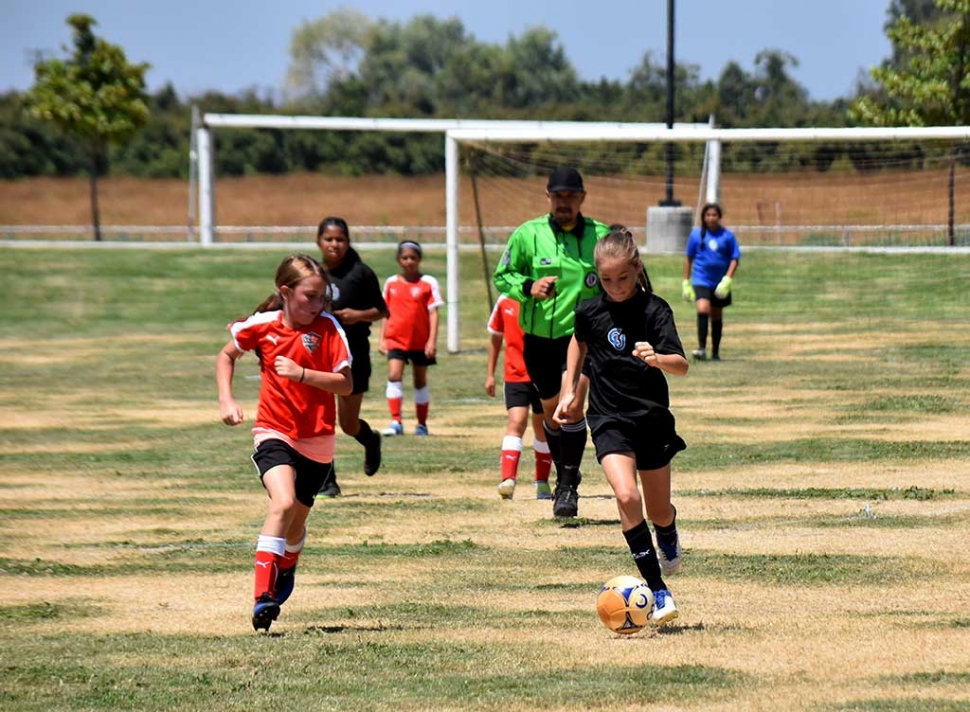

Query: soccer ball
[596,575,654,635]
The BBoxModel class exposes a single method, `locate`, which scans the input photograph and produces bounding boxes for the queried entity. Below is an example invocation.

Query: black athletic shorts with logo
[251,439,332,508]
[587,412,687,471]
[504,381,543,414]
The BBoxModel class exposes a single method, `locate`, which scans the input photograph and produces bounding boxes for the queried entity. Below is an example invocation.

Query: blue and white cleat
[651,588,679,627]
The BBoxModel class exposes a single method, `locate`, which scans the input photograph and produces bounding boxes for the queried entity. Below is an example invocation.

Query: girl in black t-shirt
[316,217,390,494]
[554,225,688,627]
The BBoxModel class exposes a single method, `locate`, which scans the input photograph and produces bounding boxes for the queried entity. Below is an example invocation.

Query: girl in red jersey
[378,240,444,436]
[485,294,552,499]
[216,254,352,632]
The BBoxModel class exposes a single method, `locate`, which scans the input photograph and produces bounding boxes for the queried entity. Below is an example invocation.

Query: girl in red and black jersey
[554,226,688,627]
[378,240,444,436]
[216,254,352,632]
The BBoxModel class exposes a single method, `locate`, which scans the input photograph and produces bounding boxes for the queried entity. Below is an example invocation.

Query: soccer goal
[194,116,970,352]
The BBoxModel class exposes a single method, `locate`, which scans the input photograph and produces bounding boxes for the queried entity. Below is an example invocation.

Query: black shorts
[523,334,570,400]
[387,348,437,367]
[349,345,372,395]
[587,412,687,471]
[251,439,331,508]
[504,381,543,414]
[694,285,733,308]
[523,334,592,401]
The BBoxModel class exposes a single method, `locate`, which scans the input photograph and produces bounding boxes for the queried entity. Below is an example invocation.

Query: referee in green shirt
[493,167,610,518]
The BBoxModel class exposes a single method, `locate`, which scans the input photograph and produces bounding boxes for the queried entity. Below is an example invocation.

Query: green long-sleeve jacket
[493,213,610,339]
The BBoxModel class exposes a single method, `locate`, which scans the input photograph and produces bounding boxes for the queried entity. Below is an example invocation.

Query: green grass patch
[680,486,959,501]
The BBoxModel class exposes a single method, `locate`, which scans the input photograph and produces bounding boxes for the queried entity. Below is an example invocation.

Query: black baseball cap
[547,167,584,193]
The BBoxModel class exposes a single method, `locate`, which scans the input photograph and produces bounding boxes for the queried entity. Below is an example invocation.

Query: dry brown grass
[2,169,968,231]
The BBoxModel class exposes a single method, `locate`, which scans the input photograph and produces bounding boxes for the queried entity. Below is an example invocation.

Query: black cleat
[553,487,579,518]
[364,431,382,476]
[252,593,280,631]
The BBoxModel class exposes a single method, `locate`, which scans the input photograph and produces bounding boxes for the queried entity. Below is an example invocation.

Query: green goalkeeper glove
[714,275,733,299]
[681,279,695,302]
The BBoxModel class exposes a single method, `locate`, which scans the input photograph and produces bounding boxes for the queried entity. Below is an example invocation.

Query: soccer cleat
[553,487,578,518]
[651,588,679,627]
[252,593,280,631]
[497,478,516,499]
[363,431,382,476]
[275,566,296,605]
[318,476,341,498]
[691,348,707,361]
[534,481,552,500]
[711,353,721,361]
[656,533,683,576]
[382,421,404,437]
[414,424,429,436]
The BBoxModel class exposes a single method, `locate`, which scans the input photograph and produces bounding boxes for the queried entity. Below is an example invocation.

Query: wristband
[300,367,306,383]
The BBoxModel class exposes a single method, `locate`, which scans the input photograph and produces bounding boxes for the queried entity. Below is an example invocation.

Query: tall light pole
[660,0,680,206]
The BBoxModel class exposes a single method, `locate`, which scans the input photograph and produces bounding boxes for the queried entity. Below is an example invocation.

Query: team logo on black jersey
[607,328,626,351]
[328,283,341,302]
[585,272,598,288]
[302,332,322,353]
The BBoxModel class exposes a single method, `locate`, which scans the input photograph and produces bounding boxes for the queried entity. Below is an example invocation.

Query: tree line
[3,0,966,183]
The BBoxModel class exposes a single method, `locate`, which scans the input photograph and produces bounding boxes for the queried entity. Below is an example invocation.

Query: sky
[2,0,893,103]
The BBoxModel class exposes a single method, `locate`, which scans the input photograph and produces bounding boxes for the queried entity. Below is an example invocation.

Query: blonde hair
[252,253,331,314]
[595,225,653,293]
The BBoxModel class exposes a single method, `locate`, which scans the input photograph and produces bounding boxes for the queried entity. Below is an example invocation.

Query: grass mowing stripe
[679,486,960,500]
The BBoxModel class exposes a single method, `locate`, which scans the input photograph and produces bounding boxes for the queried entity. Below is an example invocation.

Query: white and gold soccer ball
[595,575,654,635]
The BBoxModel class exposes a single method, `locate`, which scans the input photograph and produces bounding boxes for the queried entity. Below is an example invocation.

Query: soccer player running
[555,226,687,626]
[316,216,389,496]
[493,166,610,518]
[216,254,352,632]
[485,293,553,500]
[683,203,741,361]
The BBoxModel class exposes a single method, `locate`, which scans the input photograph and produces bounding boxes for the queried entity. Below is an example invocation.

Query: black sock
[559,419,587,490]
[353,420,375,446]
[697,314,709,350]
[653,505,678,547]
[543,421,563,480]
[623,519,665,592]
[711,319,723,356]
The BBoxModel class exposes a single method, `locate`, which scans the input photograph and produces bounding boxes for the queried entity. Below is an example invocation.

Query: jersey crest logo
[607,328,626,351]
[328,283,341,302]
[302,332,322,353]
[707,238,719,251]
[585,272,599,288]
[410,286,422,298]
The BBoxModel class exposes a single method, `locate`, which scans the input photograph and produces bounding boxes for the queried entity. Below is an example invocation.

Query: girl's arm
[632,342,689,376]
[274,357,354,396]
[378,315,388,354]
[485,333,503,397]
[553,336,586,423]
[334,306,385,325]
[425,307,439,358]
[216,341,245,426]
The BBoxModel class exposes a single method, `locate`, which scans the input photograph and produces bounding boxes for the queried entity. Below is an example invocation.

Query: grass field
[1,245,969,711]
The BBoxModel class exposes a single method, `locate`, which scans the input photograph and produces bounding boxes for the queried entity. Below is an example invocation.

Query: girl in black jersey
[554,226,688,627]
[316,217,389,494]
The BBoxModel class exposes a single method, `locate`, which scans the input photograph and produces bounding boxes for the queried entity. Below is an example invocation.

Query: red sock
[279,549,300,572]
[535,451,552,482]
[500,449,521,481]
[415,402,429,425]
[254,549,280,600]
[388,397,403,422]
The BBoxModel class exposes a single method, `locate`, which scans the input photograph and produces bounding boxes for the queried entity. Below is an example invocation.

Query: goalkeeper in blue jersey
[682,203,741,361]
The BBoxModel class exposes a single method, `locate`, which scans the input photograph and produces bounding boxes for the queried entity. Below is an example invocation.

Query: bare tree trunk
[88,146,102,242]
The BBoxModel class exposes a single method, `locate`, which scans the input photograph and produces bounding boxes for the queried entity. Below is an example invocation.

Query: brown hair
[596,224,653,293]
[252,253,330,314]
